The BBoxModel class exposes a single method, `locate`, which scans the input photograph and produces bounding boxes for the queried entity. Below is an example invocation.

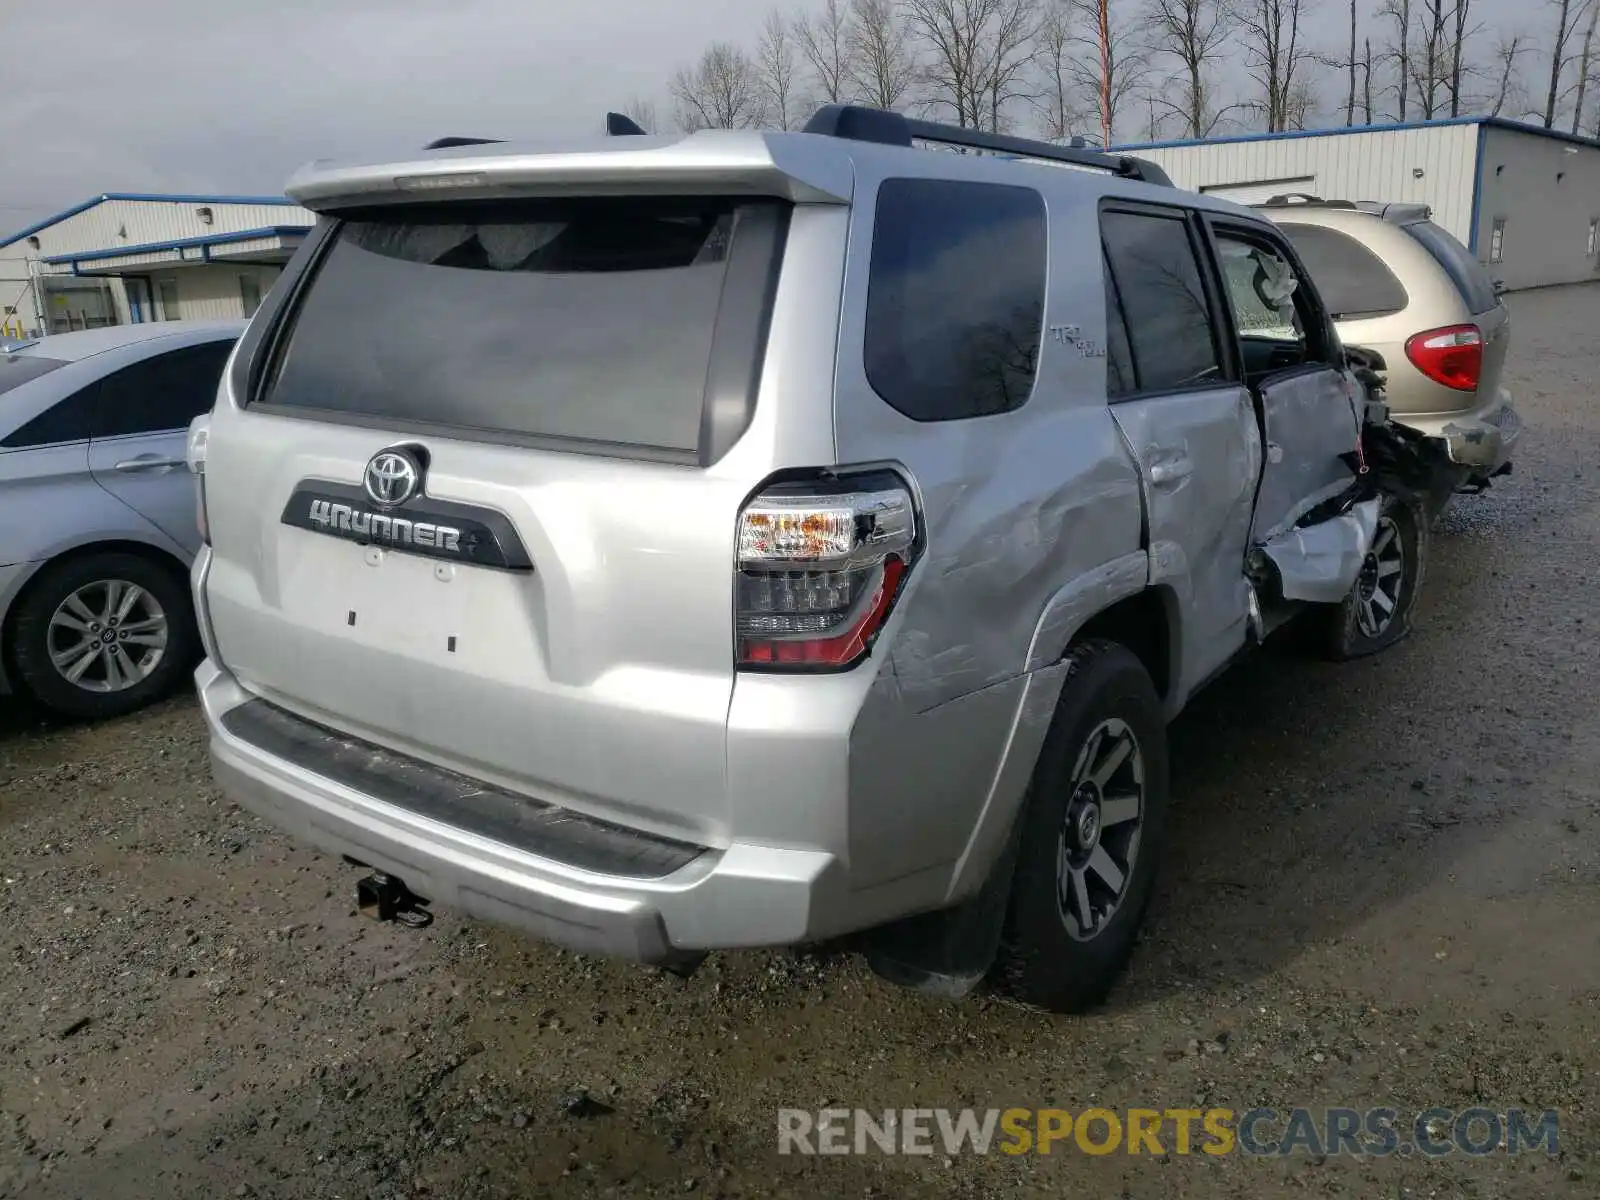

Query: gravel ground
[3,285,1597,1199]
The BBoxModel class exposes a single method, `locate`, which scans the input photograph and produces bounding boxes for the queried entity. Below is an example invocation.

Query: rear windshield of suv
[256,196,787,459]
[0,355,66,397]
[1275,223,1409,320]
[1403,221,1499,314]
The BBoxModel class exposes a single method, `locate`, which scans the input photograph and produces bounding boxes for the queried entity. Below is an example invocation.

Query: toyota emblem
[364,448,423,507]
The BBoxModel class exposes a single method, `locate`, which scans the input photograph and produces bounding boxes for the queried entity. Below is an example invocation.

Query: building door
[125,278,152,324]
[156,279,180,321]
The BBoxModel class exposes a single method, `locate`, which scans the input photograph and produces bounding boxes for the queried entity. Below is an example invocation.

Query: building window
[239,273,263,317]
[157,278,181,321]
[1489,218,1506,264]
[1588,218,1598,258]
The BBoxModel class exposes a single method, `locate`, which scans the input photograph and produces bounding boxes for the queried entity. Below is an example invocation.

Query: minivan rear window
[1404,221,1500,314]
[1275,223,1409,320]
[255,197,788,460]
[0,355,65,397]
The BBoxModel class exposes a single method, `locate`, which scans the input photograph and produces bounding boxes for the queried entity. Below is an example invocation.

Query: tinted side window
[1101,210,1223,393]
[96,341,233,438]
[1103,254,1137,398]
[865,178,1046,421]
[1405,221,1499,314]
[1274,223,1409,319]
[1,385,99,449]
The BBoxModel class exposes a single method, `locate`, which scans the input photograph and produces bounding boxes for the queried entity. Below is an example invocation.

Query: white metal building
[1117,117,1600,291]
[0,193,315,339]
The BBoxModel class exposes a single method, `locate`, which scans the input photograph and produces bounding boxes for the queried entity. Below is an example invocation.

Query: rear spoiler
[284,131,855,211]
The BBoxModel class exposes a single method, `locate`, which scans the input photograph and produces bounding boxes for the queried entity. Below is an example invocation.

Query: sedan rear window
[256,196,789,460]
[1274,223,1409,320]
[0,355,66,397]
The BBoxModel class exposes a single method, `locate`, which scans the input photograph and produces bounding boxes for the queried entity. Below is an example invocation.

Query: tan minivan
[1258,197,1521,496]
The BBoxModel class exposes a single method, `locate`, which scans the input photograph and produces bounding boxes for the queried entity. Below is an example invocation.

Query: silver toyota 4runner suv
[189,105,1446,1012]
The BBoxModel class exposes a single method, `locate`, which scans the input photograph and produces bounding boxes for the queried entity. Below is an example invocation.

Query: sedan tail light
[1404,324,1482,392]
[735,472,918,670]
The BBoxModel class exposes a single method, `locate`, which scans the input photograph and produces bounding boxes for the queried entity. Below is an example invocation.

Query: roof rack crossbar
[801,104,1173,186]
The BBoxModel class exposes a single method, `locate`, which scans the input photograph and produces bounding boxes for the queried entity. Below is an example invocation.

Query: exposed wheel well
[1070,589,1173,703]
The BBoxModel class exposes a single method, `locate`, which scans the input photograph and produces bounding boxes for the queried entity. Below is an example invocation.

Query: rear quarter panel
[829,161,1146,890]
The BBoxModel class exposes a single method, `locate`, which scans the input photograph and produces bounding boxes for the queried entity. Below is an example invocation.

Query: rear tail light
[186,416,210,545]
[735,474,918,670]
[1404,324,1482,391]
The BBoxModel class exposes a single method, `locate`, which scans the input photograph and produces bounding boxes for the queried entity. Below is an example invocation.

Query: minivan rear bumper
[1399,390,1523,477]
[197,659,844,963]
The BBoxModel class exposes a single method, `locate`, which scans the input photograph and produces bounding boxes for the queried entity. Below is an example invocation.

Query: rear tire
[1319,488,1427,661]
[10,551,198,721]
[992,639,1168,1014]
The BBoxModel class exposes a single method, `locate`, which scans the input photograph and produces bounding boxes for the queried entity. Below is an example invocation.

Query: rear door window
[256,197,788,461]
[1405,221,1499,314]
[864,178,1047,421]
[1274,222,1409,319]
[1100,209,1224,394]
[96,341,233,437]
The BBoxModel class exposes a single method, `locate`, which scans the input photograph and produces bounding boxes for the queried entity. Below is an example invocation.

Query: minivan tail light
[735,476,918,670]
[187,416,210,545]
[1405,324,1482,391]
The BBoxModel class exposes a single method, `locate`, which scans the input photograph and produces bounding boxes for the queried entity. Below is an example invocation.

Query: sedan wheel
[10,551,198,721]
[47,579,170,694]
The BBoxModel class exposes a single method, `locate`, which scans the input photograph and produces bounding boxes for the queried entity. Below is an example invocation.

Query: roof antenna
[606,112,648,136]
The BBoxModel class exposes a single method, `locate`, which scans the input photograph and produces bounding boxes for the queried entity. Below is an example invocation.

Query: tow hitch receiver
[356,872,434,928]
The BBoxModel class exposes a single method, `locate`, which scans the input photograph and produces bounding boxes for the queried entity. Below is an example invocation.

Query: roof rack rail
[606,112,648,136]
[1257,192,1342,207]
[425,136,505,150]
[801,104,1173,187]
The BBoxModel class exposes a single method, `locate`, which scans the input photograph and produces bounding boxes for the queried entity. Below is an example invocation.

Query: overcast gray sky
[0,0,1554,234]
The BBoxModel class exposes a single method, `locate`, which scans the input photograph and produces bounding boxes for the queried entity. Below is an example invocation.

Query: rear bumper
[1398,391,1523,479]
[197,659,849,962]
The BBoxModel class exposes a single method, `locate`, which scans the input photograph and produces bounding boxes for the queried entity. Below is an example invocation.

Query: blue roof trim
[1,191,297,249]
[43,225,310,266]
[1113,115,1600,155]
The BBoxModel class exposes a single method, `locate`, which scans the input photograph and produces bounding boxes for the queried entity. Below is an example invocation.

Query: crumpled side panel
[1258,497,1382,604]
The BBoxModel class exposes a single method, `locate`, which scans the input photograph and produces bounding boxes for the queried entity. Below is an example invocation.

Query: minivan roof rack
[801,104,1174,187]
[425,136,505,150]
[1256,193,1356,208]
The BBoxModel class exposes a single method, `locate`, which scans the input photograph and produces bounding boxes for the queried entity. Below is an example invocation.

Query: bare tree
[1239,0,1310,132]
[671,42,769,131]
[615,95,660,133]
[794,0,856,104]
[1033,0,1147,144]
[1363,37,1375,121]
[1346,0,1359,124]
[1489,33,1531,116]
[1283,77,1317,130]
[1377,0,1412,120]
[1543,0,1593,128]
[847,0,920,111]
[1572,0,1599,132]
[1034,1,1087,139]
[1408,0,1452,120]
[1447,0,1476,116]
[756,11,802,129]
[1147,0,1237,139]
[902,0,1042,131]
